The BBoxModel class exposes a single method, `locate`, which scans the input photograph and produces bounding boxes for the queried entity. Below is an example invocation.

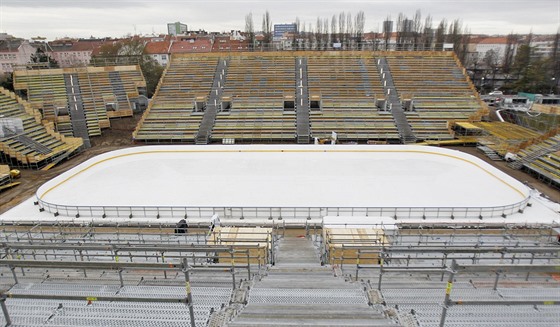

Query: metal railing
[36,197,532,220]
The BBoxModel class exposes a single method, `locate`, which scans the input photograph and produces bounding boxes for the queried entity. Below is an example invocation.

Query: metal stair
[108,71,129,109]
[63,74,91,148]
[477,145,502,161]
[196,58,228,145]
[295,57,310,144]
[508,142,560,169]
[1,125,52,155]
[228,236,400,326]
[376,57,416,144]
[15,134,52,155]
[359,58,374,97]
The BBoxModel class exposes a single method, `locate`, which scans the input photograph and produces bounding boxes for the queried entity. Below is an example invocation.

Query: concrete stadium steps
[376,57,415,144]
[228,236,401,326]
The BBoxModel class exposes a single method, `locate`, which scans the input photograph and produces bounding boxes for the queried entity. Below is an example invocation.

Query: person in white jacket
[209,214,220,233]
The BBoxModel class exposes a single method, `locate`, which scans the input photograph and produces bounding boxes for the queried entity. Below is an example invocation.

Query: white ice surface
[36,145,530,209]
[3,144,557,225]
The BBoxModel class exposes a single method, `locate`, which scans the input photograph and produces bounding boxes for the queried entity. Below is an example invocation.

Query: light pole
[481,77,485,94]
[550,77,556,95]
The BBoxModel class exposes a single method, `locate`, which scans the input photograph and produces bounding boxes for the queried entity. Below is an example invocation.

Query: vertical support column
[182,258,196,327]
[230,249,237,289]
[9,265,18,284]
[377,261,384,291]
[439,260,457,327]
[0,297,11,327]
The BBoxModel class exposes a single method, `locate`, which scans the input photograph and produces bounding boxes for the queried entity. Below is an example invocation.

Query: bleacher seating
[516,135,560,187]
[133,52,486,144]
[0,87,83,169]
[12,69,68,122]
[213,55,296,142]
[133,56,217,142]
[13,66,145,139]
[307,55,399,141]
[386,54,484,140]
[473,121,543,155]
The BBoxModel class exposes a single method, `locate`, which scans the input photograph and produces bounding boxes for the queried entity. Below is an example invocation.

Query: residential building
[167,22,188,36]
[531,35,559,58]
[212,36,250,52]
[49,39,102,67]
[273,24,297,41]
[475,37,518,65]
[0,38,36,74]
[169,39,212,54]
[144,40,171,66]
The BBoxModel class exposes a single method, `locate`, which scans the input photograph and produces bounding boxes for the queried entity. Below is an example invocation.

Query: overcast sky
[1,0,558,40]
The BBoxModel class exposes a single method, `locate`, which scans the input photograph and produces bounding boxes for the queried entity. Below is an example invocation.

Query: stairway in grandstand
[196,58,229,144]
[508,136,560,169]
[477,145,502,161]
[227,236,400,326]
[0,87,83,169]
[63,74,91,148]
[295,57,310,144]
[15,133,52,155]
[3,124,53,155]
[376,57,416,144]
[108,71,130,109]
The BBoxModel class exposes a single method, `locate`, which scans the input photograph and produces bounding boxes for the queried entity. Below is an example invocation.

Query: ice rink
[37,145,529,209]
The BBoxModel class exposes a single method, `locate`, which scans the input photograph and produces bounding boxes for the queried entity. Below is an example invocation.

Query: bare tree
[383,15,392,50]
[447,19,463,51]
[503,32,517,74]
[458,26,470,64]
[396,13,415,50]
[261,11,272,49]
[324,17,330,50]
[338,12,345,48]
[552,29,560,91]
[331,15,337,44]
[306,22,313,49]
[294,17,301,50]
[412,10,422,50]
[435,19,447,51]
[245,12,255,50]
[346,12,353,48]
[484,48,501,90]
[422,15,433,50]
[355,11,365,50]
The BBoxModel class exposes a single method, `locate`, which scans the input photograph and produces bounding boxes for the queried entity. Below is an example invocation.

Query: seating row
[0,87,83,168]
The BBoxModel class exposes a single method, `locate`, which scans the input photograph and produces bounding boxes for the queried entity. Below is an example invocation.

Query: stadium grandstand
[0,87,83,169]
[1,49,559,327]
[133,51,487,145]
[510,134,560,188]
[0,144,559,327]
[13,65,147,147]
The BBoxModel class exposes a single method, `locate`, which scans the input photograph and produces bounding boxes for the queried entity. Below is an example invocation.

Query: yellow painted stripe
[38,148,527,201]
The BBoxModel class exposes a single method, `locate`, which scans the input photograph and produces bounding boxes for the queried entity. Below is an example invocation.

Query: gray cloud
[1,0,558,39]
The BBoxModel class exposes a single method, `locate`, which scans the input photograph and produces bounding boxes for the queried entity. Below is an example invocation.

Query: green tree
[30,48,58,67]
[0,72,14,91]
[140,56,164,98]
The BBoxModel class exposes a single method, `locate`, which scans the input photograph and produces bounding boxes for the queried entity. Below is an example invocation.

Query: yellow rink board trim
[38,148,527,201]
